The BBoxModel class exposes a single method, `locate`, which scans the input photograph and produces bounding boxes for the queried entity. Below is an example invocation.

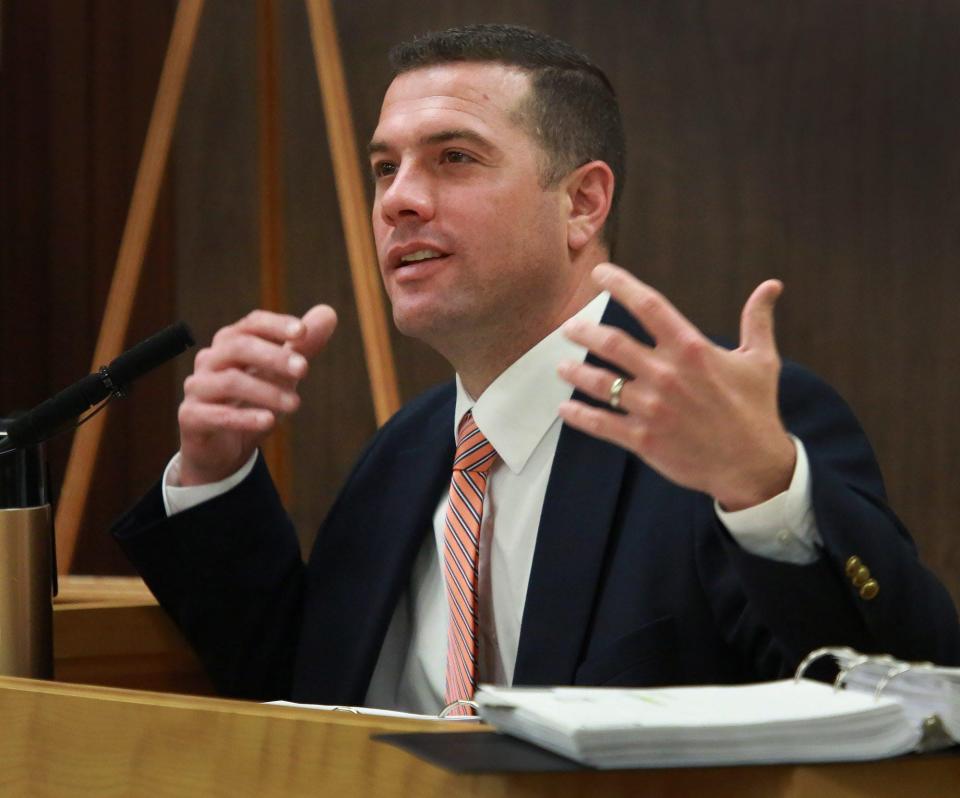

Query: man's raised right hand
[176,305,338,487]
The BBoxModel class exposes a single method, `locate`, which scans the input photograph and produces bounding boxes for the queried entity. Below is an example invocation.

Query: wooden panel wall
[3,1,959,611]
[0,0,178,573]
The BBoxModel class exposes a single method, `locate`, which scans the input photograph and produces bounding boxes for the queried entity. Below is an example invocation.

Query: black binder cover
[372,731,584,773]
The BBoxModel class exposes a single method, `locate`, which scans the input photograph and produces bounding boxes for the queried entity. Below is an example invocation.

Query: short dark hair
[389,24,626,250]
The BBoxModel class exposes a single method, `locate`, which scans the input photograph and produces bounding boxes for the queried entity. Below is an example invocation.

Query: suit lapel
[513,300,650,686]
[303,392,456,703]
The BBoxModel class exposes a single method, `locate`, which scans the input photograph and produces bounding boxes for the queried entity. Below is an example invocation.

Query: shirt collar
[453,291,610,475]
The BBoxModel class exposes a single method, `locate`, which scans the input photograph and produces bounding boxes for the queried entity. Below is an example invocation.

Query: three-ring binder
[792,646,959,753]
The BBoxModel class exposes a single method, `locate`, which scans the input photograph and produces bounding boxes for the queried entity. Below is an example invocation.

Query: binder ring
[439,699,479,718]
[833,655,871,691]
[874,660,933,700]
[793,646,860,682]
[833,654,899,692]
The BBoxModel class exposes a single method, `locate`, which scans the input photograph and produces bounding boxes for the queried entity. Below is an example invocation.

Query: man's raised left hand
[557,263,796,511]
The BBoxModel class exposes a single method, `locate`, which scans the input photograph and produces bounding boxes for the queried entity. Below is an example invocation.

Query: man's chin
[392,303,460,345]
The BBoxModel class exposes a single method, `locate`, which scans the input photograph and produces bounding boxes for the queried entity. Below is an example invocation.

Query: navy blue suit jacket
[112,301,960,703]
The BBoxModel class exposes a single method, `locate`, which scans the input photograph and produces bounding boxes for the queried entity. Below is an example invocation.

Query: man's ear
[564,161,615,252]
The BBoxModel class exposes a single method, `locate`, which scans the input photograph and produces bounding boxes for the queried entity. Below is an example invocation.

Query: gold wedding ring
[609,376,626,409]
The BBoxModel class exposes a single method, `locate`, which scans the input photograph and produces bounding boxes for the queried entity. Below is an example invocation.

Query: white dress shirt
[163,291,821,713]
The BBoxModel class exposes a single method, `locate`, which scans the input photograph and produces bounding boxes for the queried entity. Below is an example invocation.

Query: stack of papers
[476,679,925,768]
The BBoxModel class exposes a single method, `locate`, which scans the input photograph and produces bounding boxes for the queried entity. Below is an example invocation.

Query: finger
[739,279,783,353]
[591,263,702,349]
[184,368,300,415]
[178,399,276,436]
[557,398,645,454]
[557,360,634,411]
[201,333,309,381]
[562,318,651,378]
[292,304,338,359]
[233,309,312,345]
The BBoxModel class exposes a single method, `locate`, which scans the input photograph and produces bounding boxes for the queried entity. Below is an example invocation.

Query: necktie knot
[453,412,497,474]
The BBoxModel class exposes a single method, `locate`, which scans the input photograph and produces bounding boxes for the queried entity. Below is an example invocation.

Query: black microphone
[2,322,195,451]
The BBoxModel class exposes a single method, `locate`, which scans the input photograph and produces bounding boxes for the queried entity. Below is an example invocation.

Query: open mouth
[398,249,449,267]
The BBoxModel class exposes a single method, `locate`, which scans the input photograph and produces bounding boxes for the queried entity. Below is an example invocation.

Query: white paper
[476,679,924,768]
[267,700,479,722]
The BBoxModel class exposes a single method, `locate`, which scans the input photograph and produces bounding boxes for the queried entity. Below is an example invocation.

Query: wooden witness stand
[0,685,957,798]
[7,1,957,794]
[0,575,954,795]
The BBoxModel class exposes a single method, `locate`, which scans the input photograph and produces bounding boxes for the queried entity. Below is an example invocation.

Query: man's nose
[378,164,435,225]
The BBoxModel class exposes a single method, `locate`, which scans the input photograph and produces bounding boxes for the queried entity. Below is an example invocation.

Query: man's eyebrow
[367,129,495,156]
[422,129,494,149]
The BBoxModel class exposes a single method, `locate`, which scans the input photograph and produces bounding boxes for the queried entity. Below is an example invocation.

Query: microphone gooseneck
[1,322,195,452]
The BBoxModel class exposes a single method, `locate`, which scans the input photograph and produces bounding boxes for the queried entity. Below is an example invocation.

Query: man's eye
[443,150,474,164]
[372,161,397,178]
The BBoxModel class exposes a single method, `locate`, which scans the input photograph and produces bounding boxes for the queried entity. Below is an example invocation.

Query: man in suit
[113,24,959,712]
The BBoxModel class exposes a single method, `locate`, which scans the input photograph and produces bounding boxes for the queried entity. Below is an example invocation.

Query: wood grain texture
[1,675,959,796]
[54,0,204,572]
[256,0,293,503]
[1,0,181,575]
[53,575,213,694]
[305,0,401,426]
[34,580,960,795]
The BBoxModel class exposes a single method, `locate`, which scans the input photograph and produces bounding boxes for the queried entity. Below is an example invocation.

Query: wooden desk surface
[1,674,958,798]
[34,578,960,796]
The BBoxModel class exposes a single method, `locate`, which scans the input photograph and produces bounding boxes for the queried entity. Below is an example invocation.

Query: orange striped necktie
[443,411,498,713]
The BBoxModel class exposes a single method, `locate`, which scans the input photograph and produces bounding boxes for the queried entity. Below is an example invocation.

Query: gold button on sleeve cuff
[845,556,862,577]
[859,579,880,600]
[852,565,871,588]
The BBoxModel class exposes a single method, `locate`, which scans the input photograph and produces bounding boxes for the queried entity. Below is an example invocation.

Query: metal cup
[0,422,53,678]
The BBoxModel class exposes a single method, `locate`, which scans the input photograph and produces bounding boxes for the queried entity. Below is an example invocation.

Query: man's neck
[454,286,602,399]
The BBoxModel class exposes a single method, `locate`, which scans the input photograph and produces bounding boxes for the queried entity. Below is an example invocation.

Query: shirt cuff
[714,436,822,565]
[162,451,259,517]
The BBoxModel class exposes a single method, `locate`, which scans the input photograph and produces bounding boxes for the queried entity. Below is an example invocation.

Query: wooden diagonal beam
[256,0,292,503]
[305,0,401,427]
[56,0,205,573]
